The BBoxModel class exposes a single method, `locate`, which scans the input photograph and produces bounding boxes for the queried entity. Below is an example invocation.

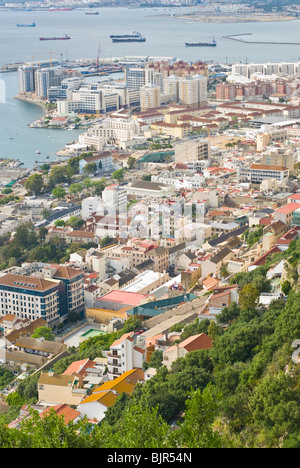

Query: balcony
[107,352,121,359]
[107,369,122,378]
[107,360,122,368]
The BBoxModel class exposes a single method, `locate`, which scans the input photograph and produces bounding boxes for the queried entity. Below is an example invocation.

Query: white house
[77,368,144,422]
[107,332,145,380]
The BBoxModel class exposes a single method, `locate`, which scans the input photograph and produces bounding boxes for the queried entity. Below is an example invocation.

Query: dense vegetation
[0,240,300,448]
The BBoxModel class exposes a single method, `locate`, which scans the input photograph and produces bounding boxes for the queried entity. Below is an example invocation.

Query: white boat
[36,150,41,154]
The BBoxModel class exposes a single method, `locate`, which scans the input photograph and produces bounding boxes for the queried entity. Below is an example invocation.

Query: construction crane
[96,43,101,68]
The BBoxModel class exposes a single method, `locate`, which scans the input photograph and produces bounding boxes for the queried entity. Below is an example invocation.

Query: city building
[106,331,145,380]
[178,74,208,107]
[18,65,37,93]
[0,274,61,326]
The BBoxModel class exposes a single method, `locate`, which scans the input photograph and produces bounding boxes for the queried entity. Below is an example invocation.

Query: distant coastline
[153,13,298,24]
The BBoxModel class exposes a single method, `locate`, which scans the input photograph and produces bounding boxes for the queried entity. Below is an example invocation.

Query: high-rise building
[178,74,207,107]
[140,84,161,110]
[0,266,85,327]
[18,65,37,93]
[125,66,146,91]
[0,274,60,326]
[35,68,56,98]
[163,75,180,102]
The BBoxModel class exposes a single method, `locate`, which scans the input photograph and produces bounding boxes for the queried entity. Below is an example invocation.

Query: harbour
[0,7,300,170]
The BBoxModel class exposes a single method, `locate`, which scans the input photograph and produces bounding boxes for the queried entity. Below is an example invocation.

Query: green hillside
[1,239,300,448]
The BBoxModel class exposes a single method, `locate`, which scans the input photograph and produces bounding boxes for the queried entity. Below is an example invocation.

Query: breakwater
[223,33,300,45]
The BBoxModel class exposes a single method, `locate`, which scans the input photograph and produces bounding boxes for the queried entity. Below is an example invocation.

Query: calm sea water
[0,7,300,167]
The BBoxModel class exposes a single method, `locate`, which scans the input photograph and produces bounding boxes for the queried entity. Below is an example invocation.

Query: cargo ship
[110,31,146,42]
[39,34,71,41]
[17,22,36,27]
[185,39,217,47]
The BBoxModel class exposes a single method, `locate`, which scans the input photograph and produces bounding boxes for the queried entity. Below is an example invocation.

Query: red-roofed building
[63,359,96,377]
[40,404,81,425]
[162,333,212,369]
[249,246,281,269]
[275,227,300,250]
[96,290,149,312]
[274,202,300,226]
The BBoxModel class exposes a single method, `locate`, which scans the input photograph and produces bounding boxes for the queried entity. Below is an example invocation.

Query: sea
[0,6,300,168]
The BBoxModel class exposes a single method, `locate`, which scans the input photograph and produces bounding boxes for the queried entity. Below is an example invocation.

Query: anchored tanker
[185,38,217,47]
[39,34,71,41]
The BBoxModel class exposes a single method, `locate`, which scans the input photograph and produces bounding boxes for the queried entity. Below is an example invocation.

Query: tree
[69,183,83,195]
[24,173,43,196]
[99,403,171,448]
[208,321,220,341]
[281,280,292,296]
[172,385,230,448]
[31,326,55,341]
[54,219,65,227]
[220,264,230,278]
[13,222,38,251]
[41,208,50,219]
[38,226,48,243]
[67,216,85,229]
[92,178,106,196]
[82,177,93,189]
[217,302,241,325]
[112,169,124,182]
[5,392,24,408]
[127,156,136,170]
[49,166,72,187]
[52,187,66,199]
[83,162,97,175]
[1,188,12,195]
[239,283,260,311]
[40,163,50,173]
[67,156,82,175]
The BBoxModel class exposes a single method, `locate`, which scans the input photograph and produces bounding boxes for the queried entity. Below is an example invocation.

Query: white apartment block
[57,89,121,115]
[79,114,141,151]
[81,197,103,219]
[79,152,113,175]
[249,164,289,183]
[232,61,300,78]
[107,332,145,380]
[102,184,128,213]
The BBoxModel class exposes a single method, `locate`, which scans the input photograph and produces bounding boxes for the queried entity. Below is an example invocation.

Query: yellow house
[38,371,87,407]
[151,121,191,138]
[78,368,144,422]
